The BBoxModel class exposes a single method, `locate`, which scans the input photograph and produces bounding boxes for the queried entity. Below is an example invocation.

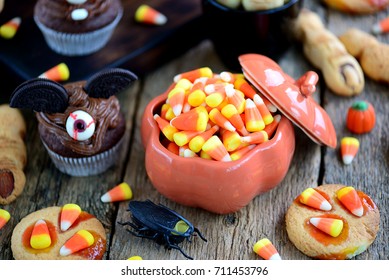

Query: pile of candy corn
[154,67,281,161]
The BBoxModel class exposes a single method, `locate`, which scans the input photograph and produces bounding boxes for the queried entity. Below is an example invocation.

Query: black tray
[0,0,205,100]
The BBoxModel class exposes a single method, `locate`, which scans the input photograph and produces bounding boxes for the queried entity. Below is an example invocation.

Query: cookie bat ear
[9,78,69,113]
[84,68,138,99]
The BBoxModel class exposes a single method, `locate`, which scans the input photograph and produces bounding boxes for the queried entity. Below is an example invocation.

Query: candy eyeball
[66,110,95,141]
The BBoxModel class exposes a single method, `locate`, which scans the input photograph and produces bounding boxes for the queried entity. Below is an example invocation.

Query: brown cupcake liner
[34,9,122,56]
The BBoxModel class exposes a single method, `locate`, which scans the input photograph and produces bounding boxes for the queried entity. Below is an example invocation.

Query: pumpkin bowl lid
[238,53,337,149]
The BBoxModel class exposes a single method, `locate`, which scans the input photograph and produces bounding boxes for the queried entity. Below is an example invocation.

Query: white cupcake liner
[42,137,124,177]
[34,9,122,56]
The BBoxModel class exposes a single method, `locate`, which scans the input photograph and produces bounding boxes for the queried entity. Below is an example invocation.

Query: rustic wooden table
[1,0,388,260]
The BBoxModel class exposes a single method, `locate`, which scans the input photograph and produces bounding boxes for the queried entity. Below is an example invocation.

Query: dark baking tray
[0,0,205,99]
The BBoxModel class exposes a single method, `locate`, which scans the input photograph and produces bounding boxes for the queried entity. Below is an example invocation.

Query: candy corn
[209,108,236,132]
[38,63,70,82]
[135,4,167,26]
[60,203,81,231]
[101,182,133,203]
[234,78,257,99]
[205,91,226,108]
[128,255,143,260]
[173,130,201,146]
[188,89,206,107]
[244,99,265,132]
[174,67,213,83]
[202,135,231,161]
[253,238,281,260]
[179,145,198,158]
[175,78,192,91]
[309,217,343,237]
[221,130,242,152]
[225,85,245,114]
[230,144,256,161]
[263,114,281,139]
[188,125,219,153]
[167,87,185,116]
[154,114,178,142]
[0,17,21,39]
[240,130,268,144]
[337,186,363,217]
[170,106,209,132]
[340,137,359,165]
[253,94,273,125]
[372,17,389,34]
[60,229,94,256]
[166,141,179,155]
[0,208,10,230]
[30,219,52,249]
[299,187,332,211]
[221,104,249,136]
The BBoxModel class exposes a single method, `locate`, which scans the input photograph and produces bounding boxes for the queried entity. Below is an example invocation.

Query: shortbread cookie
[11,205,106,259]
[286,184,380,259]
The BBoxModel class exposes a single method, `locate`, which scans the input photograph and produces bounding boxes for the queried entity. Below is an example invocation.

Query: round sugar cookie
[11,206,106,260]
[286,184,380,259]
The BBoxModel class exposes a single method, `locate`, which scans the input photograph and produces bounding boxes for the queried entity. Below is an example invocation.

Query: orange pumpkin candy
[346,101,375,134]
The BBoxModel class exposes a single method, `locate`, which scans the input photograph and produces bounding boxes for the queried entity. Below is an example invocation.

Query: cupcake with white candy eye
[9,68,138,176]
[33,0,123,56]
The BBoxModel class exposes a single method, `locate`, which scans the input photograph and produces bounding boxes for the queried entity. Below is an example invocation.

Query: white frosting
[71,8,89,21]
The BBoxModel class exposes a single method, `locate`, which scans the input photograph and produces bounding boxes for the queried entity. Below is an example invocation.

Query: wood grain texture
[1,0,388,260]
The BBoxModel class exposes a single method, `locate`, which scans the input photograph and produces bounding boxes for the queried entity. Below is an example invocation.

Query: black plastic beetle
[120,200,207,260]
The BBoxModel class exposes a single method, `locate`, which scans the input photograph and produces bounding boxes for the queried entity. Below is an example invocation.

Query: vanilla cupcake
[34,0,123,56]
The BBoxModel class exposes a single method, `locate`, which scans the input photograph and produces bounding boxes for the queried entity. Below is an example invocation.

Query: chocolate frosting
[36,81,124,156]
[34,0,122,33]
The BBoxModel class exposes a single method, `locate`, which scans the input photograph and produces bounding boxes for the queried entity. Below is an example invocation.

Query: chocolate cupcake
[34,0,123,56]
[10,68,137,176]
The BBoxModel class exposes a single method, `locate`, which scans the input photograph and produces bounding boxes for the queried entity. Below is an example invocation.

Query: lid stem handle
[296,71,319,97]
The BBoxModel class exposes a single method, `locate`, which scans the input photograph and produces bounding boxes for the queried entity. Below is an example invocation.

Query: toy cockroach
[120,200,207,260]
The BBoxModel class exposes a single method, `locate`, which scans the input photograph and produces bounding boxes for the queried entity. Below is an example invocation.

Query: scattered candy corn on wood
[154,68,281,161]
[340,137,359,165]
[128,255,143,260]
[0,208,10,230]
[101,182,133,203]
[0,17,21,39]
[135,4,167,26]
[253,238,282,260]
[39,63,70,82]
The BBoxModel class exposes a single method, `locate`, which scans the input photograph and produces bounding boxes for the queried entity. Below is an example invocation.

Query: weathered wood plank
[1,0,387,261]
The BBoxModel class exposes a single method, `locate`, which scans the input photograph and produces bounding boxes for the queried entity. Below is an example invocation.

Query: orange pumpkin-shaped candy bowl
[141,89,296,214]
[141,54,337,214]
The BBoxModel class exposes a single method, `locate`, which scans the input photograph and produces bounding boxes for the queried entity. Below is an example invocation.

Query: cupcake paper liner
[42,137,124,177]
[34,9,123,56]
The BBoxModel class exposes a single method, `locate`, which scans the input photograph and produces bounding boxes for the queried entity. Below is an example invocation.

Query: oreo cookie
[10,78,69,113]
[85,68,138,99]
